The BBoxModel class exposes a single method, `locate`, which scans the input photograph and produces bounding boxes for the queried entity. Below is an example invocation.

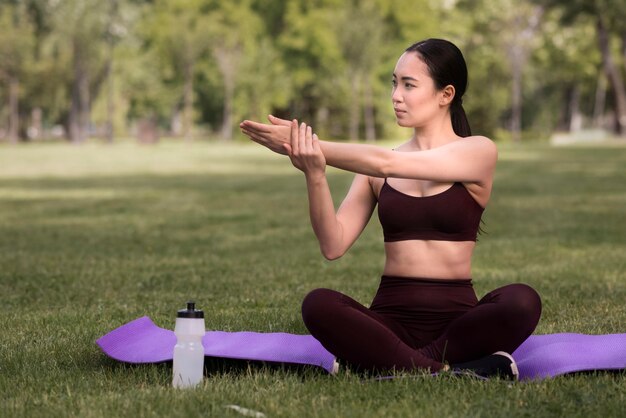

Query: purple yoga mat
[512,332,626,379]
[97,316,626,380]
[97,316,338,374]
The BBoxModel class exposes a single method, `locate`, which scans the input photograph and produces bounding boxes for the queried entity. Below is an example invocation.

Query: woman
[240,39,541,379]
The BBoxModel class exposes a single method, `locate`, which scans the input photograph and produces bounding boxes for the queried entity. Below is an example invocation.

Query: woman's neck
[410,114,458,150]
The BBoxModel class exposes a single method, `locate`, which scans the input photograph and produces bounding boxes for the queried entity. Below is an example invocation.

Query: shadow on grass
[99,355,330,381]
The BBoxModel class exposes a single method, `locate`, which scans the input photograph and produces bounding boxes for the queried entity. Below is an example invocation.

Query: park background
[1,0,626,144]
[1,1,626,418]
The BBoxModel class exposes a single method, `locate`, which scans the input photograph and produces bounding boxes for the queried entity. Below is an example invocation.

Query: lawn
[1,139,625,417]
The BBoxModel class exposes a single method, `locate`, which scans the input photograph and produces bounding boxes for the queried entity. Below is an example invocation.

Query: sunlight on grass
[0,141,294,178]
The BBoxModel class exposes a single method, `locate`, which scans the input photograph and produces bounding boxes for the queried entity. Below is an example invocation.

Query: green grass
[1,139,625,417]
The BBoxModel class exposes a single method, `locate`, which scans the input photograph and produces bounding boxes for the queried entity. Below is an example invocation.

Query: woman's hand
[285,120,326,177]
[239,115,292,155]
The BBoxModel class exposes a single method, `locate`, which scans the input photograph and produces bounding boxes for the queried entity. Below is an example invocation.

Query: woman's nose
[391,87,402,104]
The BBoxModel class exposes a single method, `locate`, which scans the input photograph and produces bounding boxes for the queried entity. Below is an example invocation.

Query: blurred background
[1,0,625,144]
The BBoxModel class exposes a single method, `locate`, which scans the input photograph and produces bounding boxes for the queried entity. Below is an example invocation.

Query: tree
[530,11,600,133]
[450,0,545,141]
[103,0,120,142]
[141,0,214,139]
[278,0,345,138]
[207,0,264,140]
[89,0,144,141]
[47,0,111,143]
[234,37,290,125]
[443,0,514,139]
[0,2,35,142]
[596,15,626,135]
[334,0,386,141]
[277,0,437,140]
[539,0,626,136]
[504,3,544,142]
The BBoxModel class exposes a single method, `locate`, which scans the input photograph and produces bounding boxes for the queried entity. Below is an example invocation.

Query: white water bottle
[172,301,205,388]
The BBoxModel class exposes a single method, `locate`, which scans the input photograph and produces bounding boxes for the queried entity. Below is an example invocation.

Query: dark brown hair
[405,39,471,137]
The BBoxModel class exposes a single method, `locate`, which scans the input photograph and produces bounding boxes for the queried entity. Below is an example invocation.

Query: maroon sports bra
[377,179,484,242]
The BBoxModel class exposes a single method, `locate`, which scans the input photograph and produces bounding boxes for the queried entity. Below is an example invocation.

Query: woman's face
[391,52,443,128]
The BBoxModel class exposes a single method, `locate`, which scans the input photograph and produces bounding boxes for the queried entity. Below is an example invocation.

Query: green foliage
[0,2,35,79]
[234,37,291,122]
[1,0,626,140]
[278,1,345,107]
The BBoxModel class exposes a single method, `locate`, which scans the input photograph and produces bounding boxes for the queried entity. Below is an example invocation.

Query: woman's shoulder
[391,135,496,158]
[462,134,495,146]
[454,135,497,158]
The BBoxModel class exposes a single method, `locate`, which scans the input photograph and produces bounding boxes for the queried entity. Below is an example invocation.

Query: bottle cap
[177,301,204,318]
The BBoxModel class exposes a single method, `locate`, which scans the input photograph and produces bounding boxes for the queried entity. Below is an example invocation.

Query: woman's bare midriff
[382,240,475,279]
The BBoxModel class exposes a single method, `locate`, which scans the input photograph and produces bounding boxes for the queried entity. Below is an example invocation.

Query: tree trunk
[70,39,90,143]
[80,69,90,143]
[363,80,376,142]
[506,6,543,142]
[593,71,606,128]
[315,106,329,139]
[597,16,626,135]
[221,77,234,140]
[556,88,569,131]
[104,0,117,143]
[568,85,582,132]
[214,46,238,141]
[183,59,194,140]
[510,50,523,142]
[622,30,626,75]
[8,77,19,143]
[69,87,80,142]
[104,43,114,142]
[30,107,42,140]
[348,75,361,141]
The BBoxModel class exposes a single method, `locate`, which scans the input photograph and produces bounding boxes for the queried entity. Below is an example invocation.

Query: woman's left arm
[319,137,497,184]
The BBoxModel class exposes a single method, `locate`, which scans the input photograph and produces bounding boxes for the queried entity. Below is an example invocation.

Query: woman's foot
[450,351,519,380]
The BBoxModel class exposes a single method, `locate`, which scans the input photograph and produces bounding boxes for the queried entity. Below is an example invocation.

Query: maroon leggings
[301,276,541,372]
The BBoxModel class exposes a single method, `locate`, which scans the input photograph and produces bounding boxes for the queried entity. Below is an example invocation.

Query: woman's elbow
[376,156,394,178]
[320,245,345,261]
[357,151,391,178]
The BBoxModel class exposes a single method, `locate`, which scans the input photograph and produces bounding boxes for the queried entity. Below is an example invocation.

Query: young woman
[240,38,541,379]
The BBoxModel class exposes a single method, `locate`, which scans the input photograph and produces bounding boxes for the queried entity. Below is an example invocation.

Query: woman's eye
[391,79,397,87]
[405,83,415,88]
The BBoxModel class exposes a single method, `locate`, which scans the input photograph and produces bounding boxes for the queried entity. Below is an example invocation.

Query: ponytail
[451,100,471,137]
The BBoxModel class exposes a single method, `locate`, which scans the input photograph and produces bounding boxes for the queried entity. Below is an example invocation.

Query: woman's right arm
[287,121,377,260]
[306,173,377,260]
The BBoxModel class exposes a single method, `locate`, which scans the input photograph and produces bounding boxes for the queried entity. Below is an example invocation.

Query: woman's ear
[440,85,456,106]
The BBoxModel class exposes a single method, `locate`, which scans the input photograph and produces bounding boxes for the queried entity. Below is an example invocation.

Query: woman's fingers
[241,127,287,155]
[242,117,318,162]
[240,120,272,133]
[312,133,321,151]
[268,115,291,126]
[240,128,263,144]
[241,127,270,146]
[304,126,313,154]
[291,119,299,156]
[299,122,306,154]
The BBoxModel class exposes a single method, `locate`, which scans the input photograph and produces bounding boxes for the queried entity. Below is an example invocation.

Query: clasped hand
[240,116,326,176]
